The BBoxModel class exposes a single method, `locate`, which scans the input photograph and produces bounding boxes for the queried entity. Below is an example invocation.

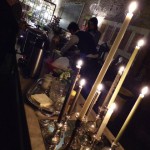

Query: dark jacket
[76,31,97,55]
[0,0,18,65]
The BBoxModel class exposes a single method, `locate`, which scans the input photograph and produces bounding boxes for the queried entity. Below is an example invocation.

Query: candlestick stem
[65,119,82,149]
[57,68,80,123]
[113,94,143,144]
[107,46,139,108]
[95,103,115,140]
[86,91,101,117]
[102,73,121,107]
[68,86,82,115]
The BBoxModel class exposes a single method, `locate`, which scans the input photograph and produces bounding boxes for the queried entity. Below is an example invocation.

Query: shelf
[22,0,56,25]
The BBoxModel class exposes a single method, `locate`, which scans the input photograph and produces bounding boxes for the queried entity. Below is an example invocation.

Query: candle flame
[97,84,103,92]
[76,59,83,68]
[119,66,125,74]
[110,103,116,112]
[141,86,148,95]
[80,79,86,87]
[128,1,138,14]
[137,39,145,48]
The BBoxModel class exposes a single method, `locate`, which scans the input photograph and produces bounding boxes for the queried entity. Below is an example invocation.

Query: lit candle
[86,84,103,117]
[76,59,83,69]
[79,1,138,120]
[107,39,145,109]
[57,59,83,123]
[70,59,83,92]
[112,87,148,146]
[68,79,86,114]
[71,59,83,92]
[95,103,116,140]
[102,66,125,107]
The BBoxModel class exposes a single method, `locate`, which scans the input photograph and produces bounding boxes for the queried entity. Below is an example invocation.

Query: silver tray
[26,78,60,116]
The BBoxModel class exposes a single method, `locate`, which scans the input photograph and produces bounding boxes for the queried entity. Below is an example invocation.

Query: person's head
[88,17,98,30]
[67,22,79,34]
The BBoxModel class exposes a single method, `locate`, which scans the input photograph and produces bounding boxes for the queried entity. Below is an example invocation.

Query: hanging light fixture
[90,0,101,16]
[90,0,107,17]
[90,3,101,16]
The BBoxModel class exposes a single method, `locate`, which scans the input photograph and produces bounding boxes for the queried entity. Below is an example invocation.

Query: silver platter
[26,78,59,116]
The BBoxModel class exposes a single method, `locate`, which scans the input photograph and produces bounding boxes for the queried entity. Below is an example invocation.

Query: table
[24,104,46,150]
[19,75,124,150]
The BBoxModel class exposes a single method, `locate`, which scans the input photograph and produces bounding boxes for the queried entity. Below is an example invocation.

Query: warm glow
[97,84,103,92]
[82,146,92,150]
[141,86,148,96]
[79,79,86,87]
[118,66,125,74]
[128,1,138,14]
[76,60,83,69]
[91,124,95,128]
[109,103,116,112]
[97,16,105,27]
[137,39,145,48]
[71,90,76,97]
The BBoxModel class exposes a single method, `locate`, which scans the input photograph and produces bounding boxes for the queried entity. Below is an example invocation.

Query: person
[87,17,101,46]
[7,0,22,22]
[60,22,100,97]
[60,22,98,59]
[0,0,19,70]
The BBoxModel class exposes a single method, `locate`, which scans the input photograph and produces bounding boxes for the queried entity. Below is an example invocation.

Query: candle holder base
[65,119,82,149]
[84,121,97,134]
[111,142,119,150]
[38,118,113,150]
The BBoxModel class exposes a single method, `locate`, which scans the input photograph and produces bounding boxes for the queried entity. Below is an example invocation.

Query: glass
[41,74,53,90]
[49,78,67,109]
